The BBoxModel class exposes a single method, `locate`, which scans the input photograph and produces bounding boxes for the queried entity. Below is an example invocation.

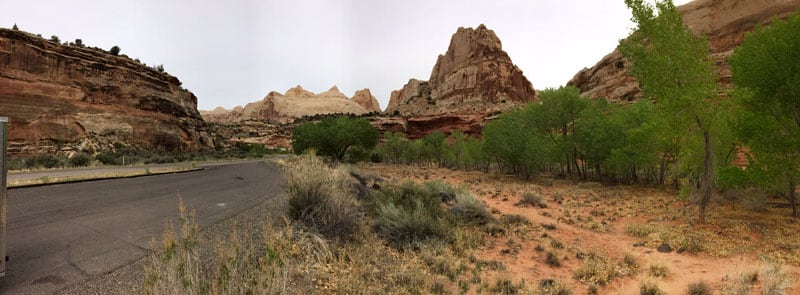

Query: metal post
[0,116,7,277]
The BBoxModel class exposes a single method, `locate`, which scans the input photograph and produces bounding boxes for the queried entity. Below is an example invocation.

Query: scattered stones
[657,243,673,253]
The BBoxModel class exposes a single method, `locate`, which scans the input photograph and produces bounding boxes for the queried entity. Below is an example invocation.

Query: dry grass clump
[284,154,361,241]
[647,262,669,278]
[573,254,623,286]
[761,264,794,295]
[625,222,656,238]
[686,280,712,295]
[639,279,667,295]
[490,277,530,294]
[538,279,573,295]
[517,191,548,208]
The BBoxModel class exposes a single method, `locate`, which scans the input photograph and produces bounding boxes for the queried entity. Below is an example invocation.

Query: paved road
[0,160,284,294]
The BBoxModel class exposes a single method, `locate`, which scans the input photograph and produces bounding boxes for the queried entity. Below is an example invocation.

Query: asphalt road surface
[1,160,284,294]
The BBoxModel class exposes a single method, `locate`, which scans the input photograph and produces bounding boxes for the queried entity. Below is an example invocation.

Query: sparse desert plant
[545,251,561,267]
[623,253,639,274]
[686,280,712,295]
[451,193,494,225]
[517,191,547,208]
[284,154,360,241]
[648,262,669,278]
[500,214,530,226]
[677,232,705,253]
[573,255,620,286]
[722,269,758,295]
[375,195,451,249]
[625,223,655,238]
[490,277,528,294]
[761,264,793,295]
[640,279,667,295]
[539,279,572,295]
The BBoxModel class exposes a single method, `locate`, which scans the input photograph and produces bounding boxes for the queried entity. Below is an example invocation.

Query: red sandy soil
[358,163,800,294]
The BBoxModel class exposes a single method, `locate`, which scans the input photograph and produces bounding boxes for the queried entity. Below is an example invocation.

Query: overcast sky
[2,0,692,111]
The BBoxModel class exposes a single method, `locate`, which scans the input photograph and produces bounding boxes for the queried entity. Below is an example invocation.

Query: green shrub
[68,153,92,167]
[25,154,62,169]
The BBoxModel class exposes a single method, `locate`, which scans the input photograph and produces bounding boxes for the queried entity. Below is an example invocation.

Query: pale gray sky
[1,0,691,110]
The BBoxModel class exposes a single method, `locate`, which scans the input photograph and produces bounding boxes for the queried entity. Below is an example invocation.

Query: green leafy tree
[483,105,555,179]
[420,131,448,167]
[110,45,121,56]
[49,35,60,43]
[74,38,83,47]
[729,9,800,217]
[619,0,723,223]
[12,23,18,30]
[292,116,378,162]
[538,86,587,177]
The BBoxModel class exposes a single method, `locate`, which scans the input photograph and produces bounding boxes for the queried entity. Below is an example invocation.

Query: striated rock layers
[0,28,212,155]
[382,24,536,138]
[568,0,800,102]
[200,86,380,124]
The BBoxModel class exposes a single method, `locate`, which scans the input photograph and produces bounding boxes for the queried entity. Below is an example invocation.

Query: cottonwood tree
[292,116,378,162]
[729,9,800,217]
[619,0,723,223]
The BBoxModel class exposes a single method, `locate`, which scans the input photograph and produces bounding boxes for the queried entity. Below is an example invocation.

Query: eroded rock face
[385,24,536,117]
[0,28,211,155]
[568,0,800,102]
[201,86,379,124]
[382,24,536,139]
[351,89,381,113]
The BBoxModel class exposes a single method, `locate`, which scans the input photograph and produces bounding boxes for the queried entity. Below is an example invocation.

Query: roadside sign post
[0,116,7,277]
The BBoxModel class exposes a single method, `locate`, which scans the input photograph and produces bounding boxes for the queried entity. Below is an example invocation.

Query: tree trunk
[698,129,713,224]
[789,177,797,218]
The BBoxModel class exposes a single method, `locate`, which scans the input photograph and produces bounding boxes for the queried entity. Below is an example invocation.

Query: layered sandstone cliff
[200,86,380,124]
[385,24,536,116]
[381,24,536,138]
[568,0,800,102]
[0,28,211,155]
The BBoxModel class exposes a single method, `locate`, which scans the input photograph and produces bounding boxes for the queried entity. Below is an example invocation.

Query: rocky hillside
[568,0,800,102]
[200,86,380,124]
[379,24,536,138]
[0,28,212,155]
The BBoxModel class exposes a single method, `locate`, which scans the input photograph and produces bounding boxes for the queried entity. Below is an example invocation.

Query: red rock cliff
[381,24,536,138]
[0,28,211,155]
[568,0,800,102]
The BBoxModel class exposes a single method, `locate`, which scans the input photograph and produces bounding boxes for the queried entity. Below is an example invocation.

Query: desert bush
[375,198,451,249]
[686,280,712,295]
[625,223,655,238]
[516,191,547,208]
[640,279,667,295]
[573,255,620,286]
[451,193,493,225]
[68,153,92,167]
[677,232,705,253]
[648,263,669,278]
[623,253,639,271]
[539,279,572,295]
[490,277,529,294]
[741,193,767,212]
[500,214,530,226]
[545,251,561,267]
[284,154,360,241]
[24,154,62,169]
[761,264,793,295]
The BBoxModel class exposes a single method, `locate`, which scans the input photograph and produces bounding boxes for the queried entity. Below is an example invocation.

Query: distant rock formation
[568,0,800,102]
[0,28,212,155]
[201,86,380,124]
[381,24,536,138]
